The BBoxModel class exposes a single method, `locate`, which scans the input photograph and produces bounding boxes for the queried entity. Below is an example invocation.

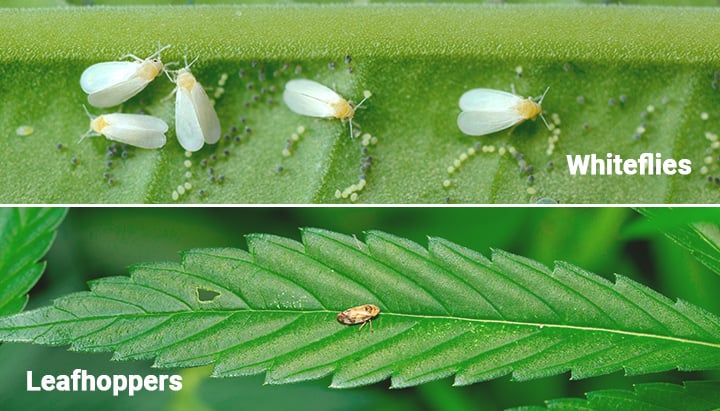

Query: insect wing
[101,113,167,149]
[87,76,151,108]
[190,81,221,144]
[337,309,367,325]
[459,88,520,112]
[457,110,524,136]
[105,113,168,132]
[283,79,341,118]
[80,61,140,94]
[175,87,205,152]
[336,311,352,325]
[337,304,380,325]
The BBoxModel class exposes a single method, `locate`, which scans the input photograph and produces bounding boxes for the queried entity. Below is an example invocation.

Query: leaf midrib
[4,6,720,64]
[6,308,719,349]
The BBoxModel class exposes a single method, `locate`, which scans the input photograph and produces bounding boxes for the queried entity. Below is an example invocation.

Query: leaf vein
[302,232,392,308]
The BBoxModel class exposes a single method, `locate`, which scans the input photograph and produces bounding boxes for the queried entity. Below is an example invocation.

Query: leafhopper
[336,304,380,330]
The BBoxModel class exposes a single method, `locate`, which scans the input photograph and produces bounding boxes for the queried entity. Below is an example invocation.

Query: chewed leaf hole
[196,287,220,302]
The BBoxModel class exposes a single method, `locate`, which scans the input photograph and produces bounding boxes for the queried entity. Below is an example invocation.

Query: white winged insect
[80,45,171,108]
[81,106,168,149]
[457,87,550,136]
[170,58,221,152]
[283,79,371,137]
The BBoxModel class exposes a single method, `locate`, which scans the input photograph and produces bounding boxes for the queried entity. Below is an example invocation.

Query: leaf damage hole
[196,287,221,303]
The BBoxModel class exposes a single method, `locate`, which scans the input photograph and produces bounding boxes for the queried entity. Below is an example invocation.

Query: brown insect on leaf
[336,304,380,331]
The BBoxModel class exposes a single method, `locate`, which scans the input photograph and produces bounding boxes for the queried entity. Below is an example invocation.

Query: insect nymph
[336,304,380,330]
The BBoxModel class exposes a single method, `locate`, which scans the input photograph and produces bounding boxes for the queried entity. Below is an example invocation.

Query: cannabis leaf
[636,208,720,276]
[0,208,67,316]
[0,228,718,388]
[513,381,720,411]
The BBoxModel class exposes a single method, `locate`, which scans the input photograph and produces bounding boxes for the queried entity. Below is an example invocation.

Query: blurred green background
[1,207,719,410]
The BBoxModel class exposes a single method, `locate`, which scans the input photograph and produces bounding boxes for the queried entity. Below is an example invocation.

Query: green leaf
[0,208,67,316]
[2,5,720,203]
[512,381,720,410]
[1,228,719,388]
[635,208,720,276]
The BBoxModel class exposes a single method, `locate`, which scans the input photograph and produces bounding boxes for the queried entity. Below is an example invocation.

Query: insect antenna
[353,90,372,111]
[537,87,551,130]
[349,90,372,138]
[184,55,200,69]
[537,86,550,104]
[119,45,171,63]
[79,105,96,142]
[151,44,172,59]
[539,112,551,131]
[162,61,180,82]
